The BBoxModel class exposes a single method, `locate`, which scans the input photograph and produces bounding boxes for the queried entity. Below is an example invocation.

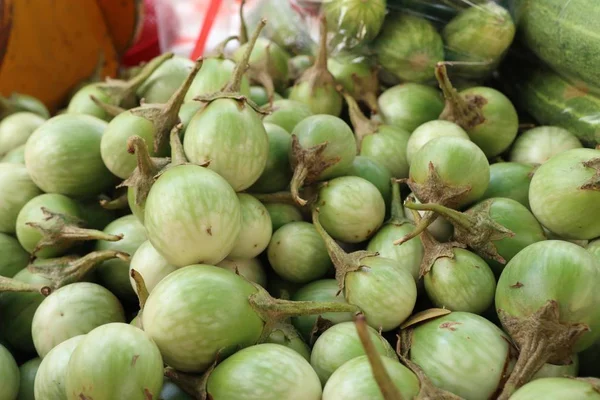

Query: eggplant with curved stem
[436,62,519,158]
[495,240,600,399]
[16,193,123,258]
[529,148,600,240]
[344,93,411,179]
[120,129,180,224]
[233,0,290,103]
[67,83,115,121]
[288,17,342,116]
[377,83,445,133]
[394,136,490,246]
[406,197,546,271]
[289,114,356,205]
[405,202,496,314]
[312,208,417,331]
[142,264,360,373]
[184,22,269,192]
[480,162,535,209]
[509,126,582,165]
[262,99,312,133]
[367,181,423,285]
[100,58,203,180]
[328,53,379,112]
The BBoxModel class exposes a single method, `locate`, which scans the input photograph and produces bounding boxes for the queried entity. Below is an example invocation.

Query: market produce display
[0,0,599,399]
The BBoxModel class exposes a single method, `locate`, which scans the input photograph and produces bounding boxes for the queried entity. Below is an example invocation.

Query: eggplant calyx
[397,329,464,400]
[164,350,223,400]
[289,136,341,206]
[294,16,337,96]
[581,157,600,190]
[312,207,378,294]
[436,62,485,130]
[98,52,174,109]
[28,250,130,290]
[496,300,590,399]
[130,57,204,153]
[404,202,465,278]
[26,208,123,256]
[407,199,514,264]
[248,282,360,342]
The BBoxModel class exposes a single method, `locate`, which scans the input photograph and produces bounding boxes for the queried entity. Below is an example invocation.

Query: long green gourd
[509,0,600,92]
[503,62,600,147]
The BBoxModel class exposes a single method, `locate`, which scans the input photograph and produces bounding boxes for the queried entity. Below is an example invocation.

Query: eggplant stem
[99,193,129,210]
[496,300,590,399]
[355,314,405,400]
[312,207,378,294]
[0,276,51,296]
[248,282,360,342]
[224,19,267,94]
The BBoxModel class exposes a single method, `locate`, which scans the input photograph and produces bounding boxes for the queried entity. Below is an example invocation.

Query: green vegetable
[406,120,469,165]
[137,56,196,104]
[495,240,600,397]
[228,194,272,259]
[0,164,41,234]
[374,13,444,83]
[216,258,267,288]
[0,233,28,278]
[529,148,600,240]
[510,126,582,165]
[0,112,46,156]
[289,18,342,116]
[310,321,396,384]
[17,357,41,400]
[0,344,19,400]
[129,240,177,294]
[377,83,444,132]
[31,282,125,357]
[480,162,535,209]
[207,344,322,400]
[262,99,312,133]
[267,222,332,283]
[323,0,386,48]
[66,323,164,400]
[34,335,85,400]
[316,176,385,243]
[443,2,515,80]
[248,123,292,193]
[24,115,116,197]
[263,203,303,232]
[509,377,600,400]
